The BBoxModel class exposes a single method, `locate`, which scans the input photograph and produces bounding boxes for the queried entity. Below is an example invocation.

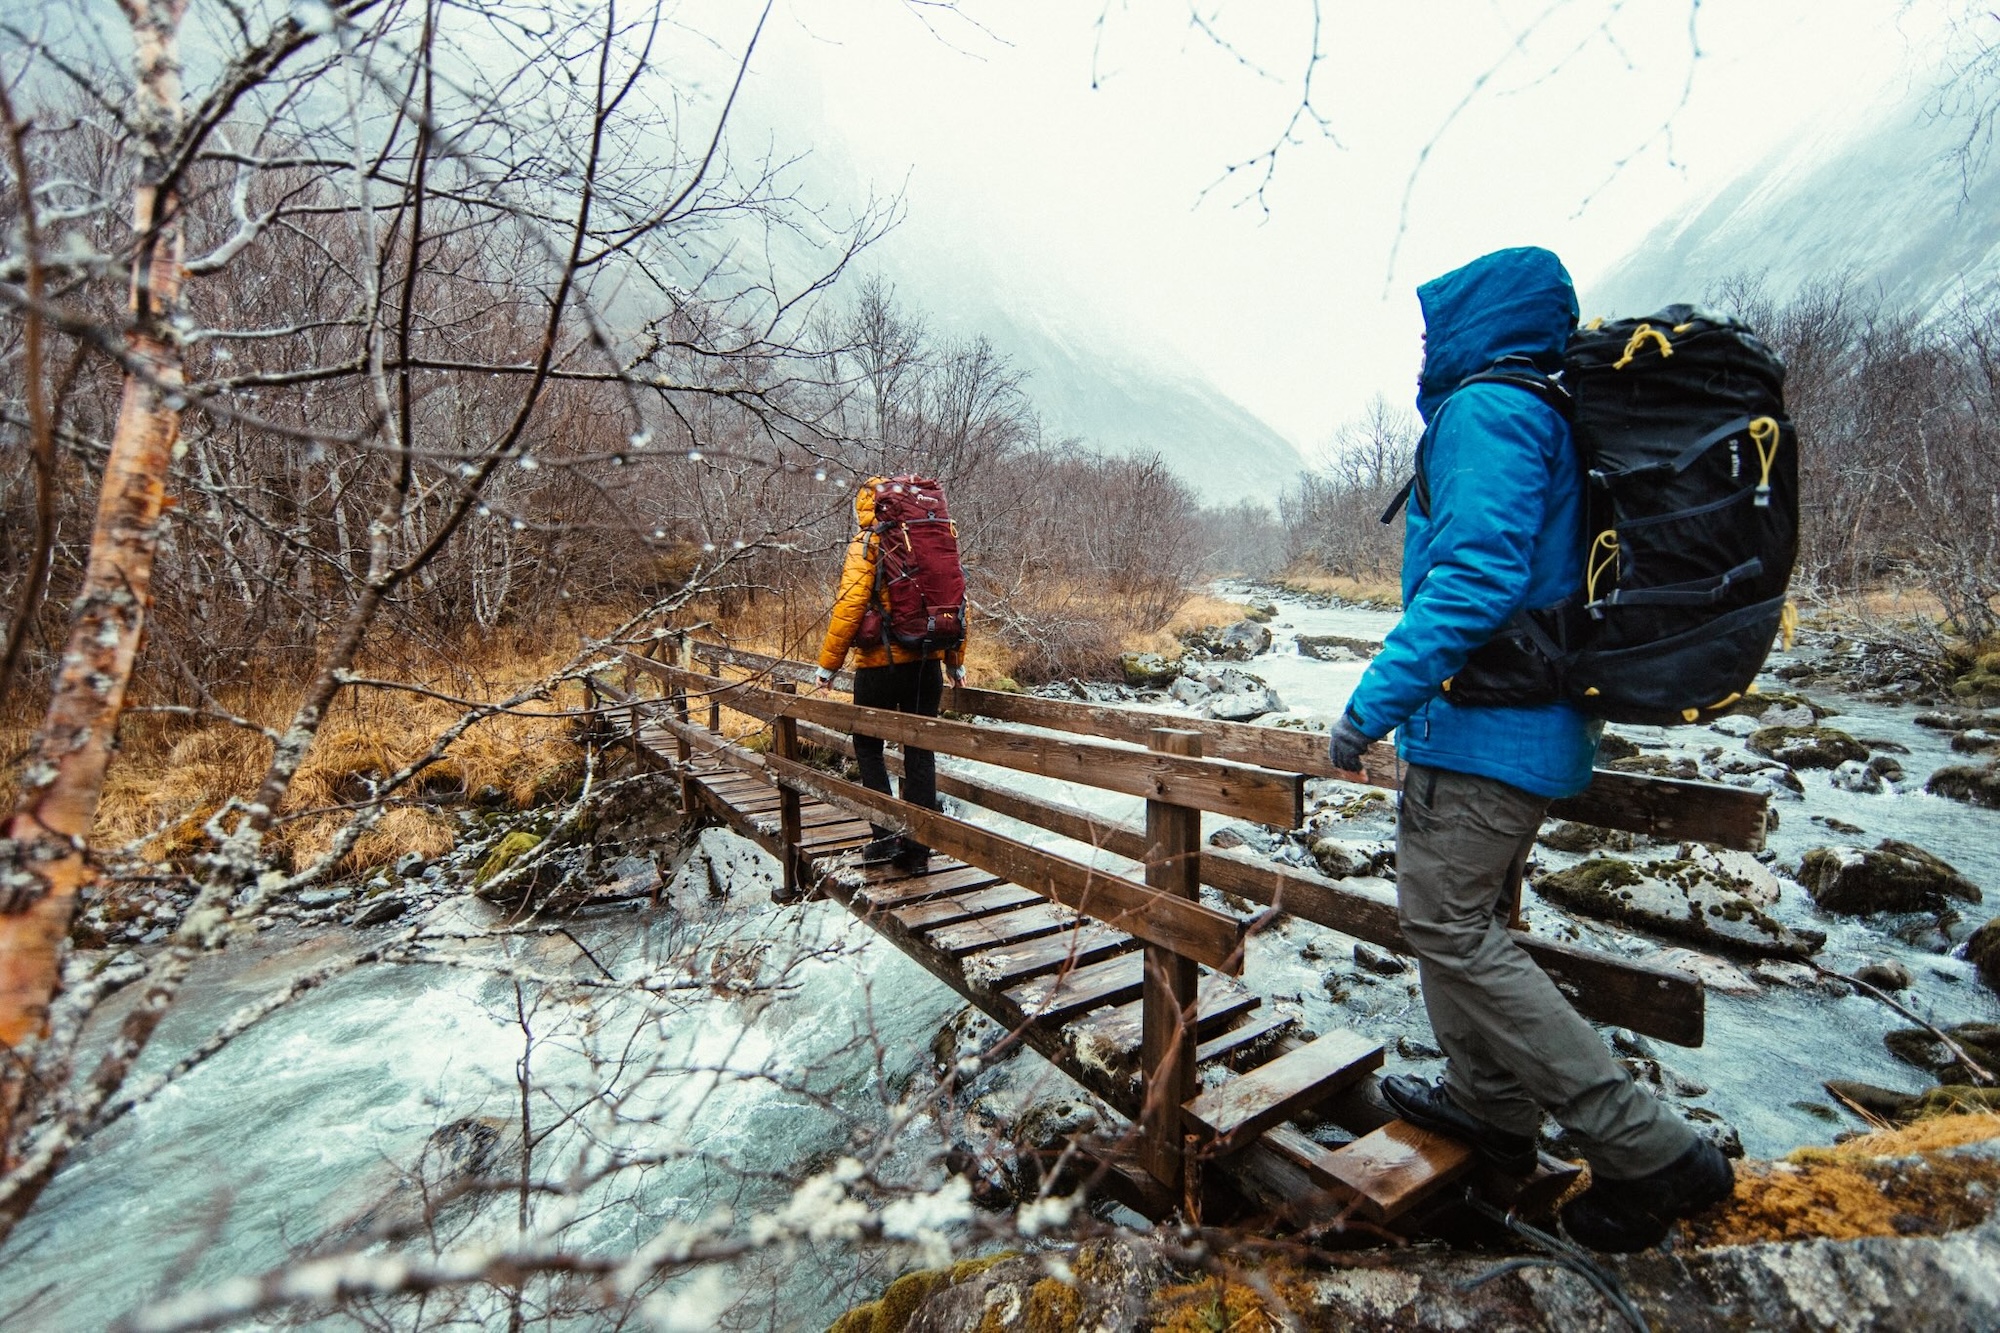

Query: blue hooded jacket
[1343,247,1600,798]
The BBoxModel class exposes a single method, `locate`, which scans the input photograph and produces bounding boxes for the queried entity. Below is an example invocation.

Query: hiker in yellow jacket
[813,477,967,873]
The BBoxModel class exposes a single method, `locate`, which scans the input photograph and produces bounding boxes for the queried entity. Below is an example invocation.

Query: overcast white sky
[732,1,1958,458]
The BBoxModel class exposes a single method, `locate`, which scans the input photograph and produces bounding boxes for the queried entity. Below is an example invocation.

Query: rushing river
[3,586,1997,1331]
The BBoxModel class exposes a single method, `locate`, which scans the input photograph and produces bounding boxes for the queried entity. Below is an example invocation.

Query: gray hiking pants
[1396,762,1695,1180]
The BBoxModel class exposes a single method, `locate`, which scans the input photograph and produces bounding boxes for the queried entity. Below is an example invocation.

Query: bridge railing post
[773,682,802,899]
[670,638,695,811]
[1140,727,1203,1203]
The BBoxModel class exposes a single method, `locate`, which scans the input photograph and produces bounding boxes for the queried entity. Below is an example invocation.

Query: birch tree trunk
[0,0,188,1138]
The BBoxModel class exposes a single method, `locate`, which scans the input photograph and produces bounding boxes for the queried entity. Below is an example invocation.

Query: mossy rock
[1537,820,1639,854]
[1117,652,1181,689]
[474,830,543,887]
[1746,725,1868,770]
[1595,731,1641,762]
[827,1255,1013,1333]
[1927,761,2000,809]
[1969,915,2000,992]
[1910,1085,2000,1120]
[1609,753,1701,780]
[1534,856,1823,958]
[1798,839,1982,915]
[1713,690,1833,721]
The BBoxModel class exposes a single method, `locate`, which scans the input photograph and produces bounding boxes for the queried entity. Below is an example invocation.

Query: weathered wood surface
[1265,1119,1474,1223]
[905,762,1708,1047]
[649,713,1252,974]
[677,640,1769,851]
[1140,728,1203,1189]
[629,654,1305,828]
[1183,1030,1383,1151]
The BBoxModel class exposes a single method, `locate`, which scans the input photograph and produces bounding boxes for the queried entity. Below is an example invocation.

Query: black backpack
[1390,307,1799,726]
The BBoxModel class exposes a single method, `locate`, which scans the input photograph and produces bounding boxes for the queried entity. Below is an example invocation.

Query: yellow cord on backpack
[1780,600,1798,650]
[1749,416,1780,506]
[1586,530,1621,603]
[1612,324,1674,370]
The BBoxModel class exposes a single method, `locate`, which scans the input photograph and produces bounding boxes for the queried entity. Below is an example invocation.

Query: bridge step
[1005,953,1144,1023]
[962,923,1136,989]
[1064,975,1260,1083]
[927,902,1082,957]
[1259,1120,1472,1223]
[893,884,1044,932]
[852,863,1004,908]
[1183,1029,1383,1151]
[1194,1010,1295,1068]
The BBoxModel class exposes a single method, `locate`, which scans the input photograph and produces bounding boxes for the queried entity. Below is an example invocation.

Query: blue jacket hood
[1416,247,1578,422]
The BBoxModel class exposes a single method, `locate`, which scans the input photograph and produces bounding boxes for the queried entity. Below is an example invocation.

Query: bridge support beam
[1140,728,1204,1206]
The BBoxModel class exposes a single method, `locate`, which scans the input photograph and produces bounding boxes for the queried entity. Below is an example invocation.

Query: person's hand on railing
[1327,711,1374,779]
[949,665,966,689]
[812,666,834,695]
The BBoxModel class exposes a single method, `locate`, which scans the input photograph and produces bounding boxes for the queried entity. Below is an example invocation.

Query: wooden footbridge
[593,639,1768,1232]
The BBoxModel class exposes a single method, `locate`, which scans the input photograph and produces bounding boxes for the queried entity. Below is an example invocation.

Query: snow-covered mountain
[1585,75,2000,320]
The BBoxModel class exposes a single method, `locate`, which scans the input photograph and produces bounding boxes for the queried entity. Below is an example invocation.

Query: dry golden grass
[2,625,592,881]
[1271,567,1403,608]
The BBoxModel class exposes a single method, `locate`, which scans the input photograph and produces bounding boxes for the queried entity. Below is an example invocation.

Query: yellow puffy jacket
[816,478,967,673]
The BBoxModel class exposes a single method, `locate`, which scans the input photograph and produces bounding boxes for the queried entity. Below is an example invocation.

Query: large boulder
[1532,856,1825,958]
[1747,725,1869,770]
[1799,839,1982,915]
[1929,761,2000,809]
[1169,666,1281,721]
[1216,619,1272,660]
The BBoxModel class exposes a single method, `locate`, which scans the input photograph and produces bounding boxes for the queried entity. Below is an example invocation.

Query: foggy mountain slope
[1585,77,2000,319]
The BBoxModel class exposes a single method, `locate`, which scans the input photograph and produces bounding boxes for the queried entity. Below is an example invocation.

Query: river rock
[351,895,409,927]
[1798,839,1982,915]
[1117,651,1181,688]
[1215,619,1272,659]
[1952,729,2000,755]
[1532,856,1824,958]
[1353,942,1409,976]
[1610,752,1702,780]
[931,1005,1009,1077]
[1747,725,1868,769]
[1869,754,1907,782]
[1715,689,1832,721]
[1296,633,1380,662]
[1169,666,1281,721]
[1245,600,1278,622]
[1311,837,1393,880]
[1928,760,2000,809]
[1596,731,1642,761]
[1676,843,1782,905]
[1537,820,1640,853]
[1709,713,1761,738]
[1917,710,2000,731]
[1854,958,1914,991]
[1832,759,1887,793]
[1884,1023,2000,1085]
[1969,916,2000,991]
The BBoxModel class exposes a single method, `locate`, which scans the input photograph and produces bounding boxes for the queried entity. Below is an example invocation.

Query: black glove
[1327,712,1374,773]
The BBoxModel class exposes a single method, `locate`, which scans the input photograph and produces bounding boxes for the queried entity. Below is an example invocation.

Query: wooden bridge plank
[1263,1120,1473,1223]
[960,923,1137,989]
[926,902,1081,958]
[891,884,1044,932]
[728,737,1250,974]
[1005,953,1145,1023]
[1183,1029,1384,1150]
[851,864,1004,908]
[628,655,1304,828]
[1067,975,1261,1072]
[1195,1010,1296,1068]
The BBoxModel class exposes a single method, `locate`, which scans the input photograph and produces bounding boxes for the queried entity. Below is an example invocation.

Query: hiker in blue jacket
[1325,247,1733,1252]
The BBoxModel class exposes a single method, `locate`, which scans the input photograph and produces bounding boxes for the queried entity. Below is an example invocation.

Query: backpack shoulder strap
[1379,363,1570,525]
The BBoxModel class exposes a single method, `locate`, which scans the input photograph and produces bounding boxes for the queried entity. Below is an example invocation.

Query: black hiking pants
[852,658,944,845]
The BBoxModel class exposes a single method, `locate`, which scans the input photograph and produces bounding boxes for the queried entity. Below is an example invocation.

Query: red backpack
[858,476,967,653]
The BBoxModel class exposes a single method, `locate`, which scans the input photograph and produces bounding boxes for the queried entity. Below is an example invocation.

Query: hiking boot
[891,840,932,873]
[858,836,903,867]
[1380,1074,1537,1176]
[1560,1137,1735,1253]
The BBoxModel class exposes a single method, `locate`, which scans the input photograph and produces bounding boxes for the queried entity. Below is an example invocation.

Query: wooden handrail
[678,639,1769,852]
[776,718,1704,1046]
[626,653,1305,828]
[652,712,1249,973]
